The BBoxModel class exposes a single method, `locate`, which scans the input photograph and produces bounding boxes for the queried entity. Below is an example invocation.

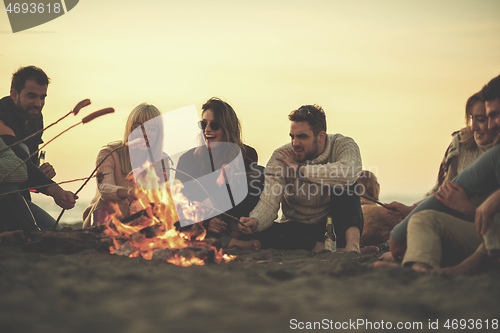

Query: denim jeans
[257,183,364,250]
[0,184,60,232]
[391,144,500,244]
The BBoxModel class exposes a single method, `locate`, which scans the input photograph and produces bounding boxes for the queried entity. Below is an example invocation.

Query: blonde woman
[83,103,166,227]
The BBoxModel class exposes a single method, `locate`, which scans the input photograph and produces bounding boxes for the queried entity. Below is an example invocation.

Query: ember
[102,165,236,266]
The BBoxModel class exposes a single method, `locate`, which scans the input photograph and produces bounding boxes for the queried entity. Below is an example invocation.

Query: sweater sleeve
[0,137,28,184]
[96,147,127,202]
[302,136,362,186]
[249,149,286,232]
[0,134,54,194]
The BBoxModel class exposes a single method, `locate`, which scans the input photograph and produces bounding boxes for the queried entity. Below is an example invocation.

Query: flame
[102,164,235,266]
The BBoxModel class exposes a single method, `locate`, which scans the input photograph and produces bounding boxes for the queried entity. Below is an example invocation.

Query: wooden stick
[260,172,395,210]
[0,99,91,155]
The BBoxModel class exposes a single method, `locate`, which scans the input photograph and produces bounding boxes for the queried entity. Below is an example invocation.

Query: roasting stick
[0,99,91,156]
[167,166,245,226]
[0,175,100,198]
[244,171,394,210]
[0,108,115,185]
[53,141,124,229]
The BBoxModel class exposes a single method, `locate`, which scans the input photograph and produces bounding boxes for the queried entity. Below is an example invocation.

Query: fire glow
[102,165,236,266]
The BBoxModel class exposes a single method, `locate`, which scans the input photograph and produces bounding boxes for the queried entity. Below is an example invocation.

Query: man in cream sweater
[239,105,363,252]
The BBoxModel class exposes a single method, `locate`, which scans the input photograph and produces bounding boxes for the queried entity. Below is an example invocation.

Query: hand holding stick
[0,107,114,185]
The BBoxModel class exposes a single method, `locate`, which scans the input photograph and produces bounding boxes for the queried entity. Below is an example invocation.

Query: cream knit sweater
[426,130,492,201]
[250,134,362,232]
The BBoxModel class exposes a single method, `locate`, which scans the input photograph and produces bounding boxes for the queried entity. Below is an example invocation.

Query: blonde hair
[115,103,162,175]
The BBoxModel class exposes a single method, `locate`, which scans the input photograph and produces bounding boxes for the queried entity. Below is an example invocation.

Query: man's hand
[207,217,227,234]
[388,235,406,262]
[39,162,56,179]
[47,185,77,209]
[475,189,500,237]
[434,181,476,218]
[239,217,258,234]
[384,201,415,218]
[276,148,301,175]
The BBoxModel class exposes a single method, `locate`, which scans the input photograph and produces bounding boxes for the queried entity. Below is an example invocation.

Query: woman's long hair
[195,98,247,163]
[113,103,162,175]
[460,92,498,149]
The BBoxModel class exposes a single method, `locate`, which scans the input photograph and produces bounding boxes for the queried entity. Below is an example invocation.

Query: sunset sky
[1,0,499,222]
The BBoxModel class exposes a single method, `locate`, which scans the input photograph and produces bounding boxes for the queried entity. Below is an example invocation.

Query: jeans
[391,144,500,244]
[257,183,364,250]
[0,184,60,232]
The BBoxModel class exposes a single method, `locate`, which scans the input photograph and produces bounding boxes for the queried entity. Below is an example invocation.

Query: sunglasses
[199,120,221,131]
[297,108,315,117]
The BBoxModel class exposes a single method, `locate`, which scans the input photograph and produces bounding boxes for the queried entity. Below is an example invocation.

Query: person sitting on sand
[0,66,77,230]
[385,90,498,261]
[83,103,168,227]
[0,136,39,232]
[175,98,263,250]
[386,91,496,219]
[382,74,500,270]
[239,104,363,253]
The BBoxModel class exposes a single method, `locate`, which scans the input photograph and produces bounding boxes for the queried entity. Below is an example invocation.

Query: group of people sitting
[1,65,499,276]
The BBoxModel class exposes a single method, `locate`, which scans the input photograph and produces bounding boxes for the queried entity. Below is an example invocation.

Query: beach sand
[1,232,499,333]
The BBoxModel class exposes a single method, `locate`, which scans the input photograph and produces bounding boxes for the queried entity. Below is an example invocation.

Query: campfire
[100,165,236,266]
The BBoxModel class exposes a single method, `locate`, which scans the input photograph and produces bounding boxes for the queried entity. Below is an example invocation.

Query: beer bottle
[325,215,336,252]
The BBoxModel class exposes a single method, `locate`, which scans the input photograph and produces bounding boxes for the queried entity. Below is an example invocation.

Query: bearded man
[240,105,363,252]
[0,66,76,231]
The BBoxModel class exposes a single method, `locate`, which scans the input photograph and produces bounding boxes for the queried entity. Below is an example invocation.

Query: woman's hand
[207,217,227,234]
[434,181,476,218]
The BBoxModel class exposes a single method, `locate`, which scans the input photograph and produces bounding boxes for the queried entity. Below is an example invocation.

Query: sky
[1,0,500,222]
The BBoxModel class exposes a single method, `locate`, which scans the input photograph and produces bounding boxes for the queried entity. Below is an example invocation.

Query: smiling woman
[175,97,263,250]
[386,91,499,225]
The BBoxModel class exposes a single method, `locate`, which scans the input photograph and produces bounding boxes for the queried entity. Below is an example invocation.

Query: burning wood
[23,165,236,266]
[101,165,236,266]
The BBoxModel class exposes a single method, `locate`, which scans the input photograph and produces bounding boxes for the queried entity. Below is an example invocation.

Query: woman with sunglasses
[83,103,167,228]
[175,97,262,250]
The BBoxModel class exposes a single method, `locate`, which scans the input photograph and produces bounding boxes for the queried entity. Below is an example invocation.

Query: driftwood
[23,226,113,254]
[22,223,223,265]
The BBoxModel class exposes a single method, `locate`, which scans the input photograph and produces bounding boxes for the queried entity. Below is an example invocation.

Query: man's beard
[297,137,319,162]
[15,99,41,121]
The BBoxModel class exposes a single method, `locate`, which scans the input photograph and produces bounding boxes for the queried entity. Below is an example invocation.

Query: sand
[1,235,500,333]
